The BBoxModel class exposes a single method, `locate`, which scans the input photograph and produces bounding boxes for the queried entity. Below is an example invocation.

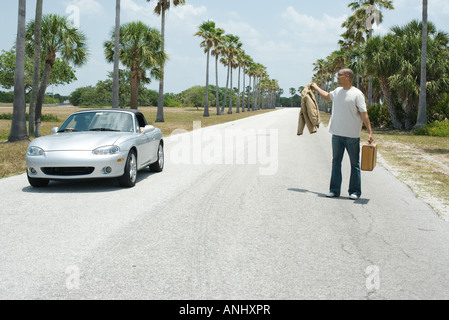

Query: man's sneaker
[349,194,360,200]
[326,192,337,198]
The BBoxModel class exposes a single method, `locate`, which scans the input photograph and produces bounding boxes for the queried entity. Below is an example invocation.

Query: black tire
[150,143,164,173]
[27,174,50,188]
[118,150,137,188]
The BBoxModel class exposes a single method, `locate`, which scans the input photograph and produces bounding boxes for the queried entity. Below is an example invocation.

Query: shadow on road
[22,171,156,194]
[288,188,370,205]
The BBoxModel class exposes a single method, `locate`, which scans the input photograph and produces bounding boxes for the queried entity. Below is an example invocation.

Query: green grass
[413,121,449,137]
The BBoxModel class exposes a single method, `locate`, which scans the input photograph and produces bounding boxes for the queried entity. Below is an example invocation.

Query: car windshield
[58,111,135,133]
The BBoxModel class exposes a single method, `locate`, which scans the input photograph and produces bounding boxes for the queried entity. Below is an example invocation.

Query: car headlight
[27,146,45,156]
[92,146,120,155]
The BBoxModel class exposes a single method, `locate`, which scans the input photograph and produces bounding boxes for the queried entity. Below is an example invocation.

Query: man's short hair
[340,68,354,81]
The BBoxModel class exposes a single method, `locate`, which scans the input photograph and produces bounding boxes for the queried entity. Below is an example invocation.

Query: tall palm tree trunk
[228,67,233,114]
[35,53,54,137]
[215,55,220,115]
[379,77,402,130]
[29,0,43,137]
[204,49,210,117]
[156,9,166,122]
[415,0,428,129]
[236,66,241,113]
[247,76,251,111]
[241,68,246,112]
[252,76,256,111]
[112,0,121,109]
[367,29,374,106]
[9,0,28,142]
[130,68,139,109]
[221,61,230,114]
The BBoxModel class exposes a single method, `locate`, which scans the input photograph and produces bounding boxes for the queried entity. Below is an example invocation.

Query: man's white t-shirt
[329,86,367,138]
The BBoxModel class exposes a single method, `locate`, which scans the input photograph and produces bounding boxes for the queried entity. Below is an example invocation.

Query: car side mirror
[142,125,155,134]
[51,127,59,134]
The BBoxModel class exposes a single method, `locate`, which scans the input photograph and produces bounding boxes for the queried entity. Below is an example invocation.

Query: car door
[146,127,159,163]
[133,115,151,167]
[135,114,154,165]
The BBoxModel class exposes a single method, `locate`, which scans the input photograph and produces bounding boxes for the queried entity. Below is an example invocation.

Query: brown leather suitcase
[361,143,378,171]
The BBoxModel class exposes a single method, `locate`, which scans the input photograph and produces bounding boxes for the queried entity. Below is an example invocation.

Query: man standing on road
[312,69,373,200]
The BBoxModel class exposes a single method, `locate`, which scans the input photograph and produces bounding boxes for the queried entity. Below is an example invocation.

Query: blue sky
[1,0,448,97]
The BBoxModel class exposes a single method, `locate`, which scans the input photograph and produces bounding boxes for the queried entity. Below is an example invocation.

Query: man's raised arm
[311,83,331,101]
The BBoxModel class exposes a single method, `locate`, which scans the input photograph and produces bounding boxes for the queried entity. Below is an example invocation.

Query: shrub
[430,93,449,122]
[367,104,392,128]
[0,113,58,122]
[413,120,449,137]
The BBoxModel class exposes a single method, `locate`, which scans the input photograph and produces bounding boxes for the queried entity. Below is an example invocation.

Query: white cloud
[170,3,207,20]
[121,0,153,20]
[121,1,207,23]
[281,6,347,46]
[220,20,260,46]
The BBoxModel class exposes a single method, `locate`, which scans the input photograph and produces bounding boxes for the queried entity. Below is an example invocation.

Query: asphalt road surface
[1,108,449,300]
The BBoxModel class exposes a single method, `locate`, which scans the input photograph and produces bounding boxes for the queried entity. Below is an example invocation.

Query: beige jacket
[297,84,320,135]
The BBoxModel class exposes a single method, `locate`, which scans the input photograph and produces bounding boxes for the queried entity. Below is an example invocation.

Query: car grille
[42,167,95,176]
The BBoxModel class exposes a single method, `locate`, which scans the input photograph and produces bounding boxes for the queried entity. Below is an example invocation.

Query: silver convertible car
[26,109,164,188]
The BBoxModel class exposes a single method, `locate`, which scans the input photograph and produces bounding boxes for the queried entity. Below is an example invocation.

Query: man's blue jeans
[330,135,361,197]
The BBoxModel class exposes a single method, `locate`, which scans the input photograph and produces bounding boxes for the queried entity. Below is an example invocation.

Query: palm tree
[220,56,230,115]
[347,0,394,105]
[255,64,267,110]
[9,0,28,142]
[268,79,279,109]
[210,26,225,115]
[112,0,121,109]
[246,58,255,111]
[364,20,449,130]
[240,52,251,113]
[195,20,216,117]
[289,88,296,108]
[227,55,239,114]
[227,38,242,114]
[313,58,326,111]
[104,21,167,110]
[415,0,428,129]
[218,34,240,114]
[26,14,88,137]
[246,61,256,111]
[278,88,284,107]
[147,0,186,122]
[389,20,448,129]
[28,0,43,137]
[235,49,246,113]
[326,49,346,91]
[363,35,402,129]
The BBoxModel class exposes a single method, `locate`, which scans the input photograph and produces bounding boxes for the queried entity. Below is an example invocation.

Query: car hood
[31,132,133,151]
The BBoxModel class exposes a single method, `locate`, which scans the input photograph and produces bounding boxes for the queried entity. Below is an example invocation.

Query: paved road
[1,108,449,300]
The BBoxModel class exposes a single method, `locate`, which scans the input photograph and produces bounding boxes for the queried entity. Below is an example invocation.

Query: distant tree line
[0,90,67,104]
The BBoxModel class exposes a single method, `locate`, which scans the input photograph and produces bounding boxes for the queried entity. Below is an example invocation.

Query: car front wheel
[118,150,137,188]
[150,143,164,172]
